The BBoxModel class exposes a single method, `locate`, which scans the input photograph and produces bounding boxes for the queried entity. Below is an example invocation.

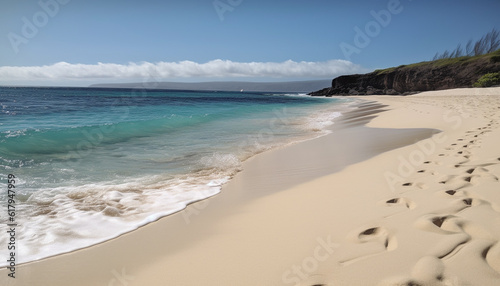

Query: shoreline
[7,99,398,262]
[2,87,500,285]
[0,93,352,268]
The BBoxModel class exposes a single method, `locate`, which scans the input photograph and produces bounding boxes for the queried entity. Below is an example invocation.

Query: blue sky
[1,0,499,86]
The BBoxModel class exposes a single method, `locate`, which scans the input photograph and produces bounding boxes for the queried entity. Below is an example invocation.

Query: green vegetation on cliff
[375,49,500,75]
[474,72,500,87]
[309,49,500,96]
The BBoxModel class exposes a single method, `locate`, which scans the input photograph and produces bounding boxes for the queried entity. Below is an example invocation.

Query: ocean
[0,86,353,265]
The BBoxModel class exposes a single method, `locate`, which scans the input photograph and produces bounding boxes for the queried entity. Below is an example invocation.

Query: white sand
[2,87,500,286]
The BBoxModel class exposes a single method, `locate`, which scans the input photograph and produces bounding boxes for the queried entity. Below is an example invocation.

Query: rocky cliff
[309,50,500,96]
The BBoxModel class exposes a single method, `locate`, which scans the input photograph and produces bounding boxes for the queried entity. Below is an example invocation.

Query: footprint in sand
[467,167,499,183]
[414,215,471,259]
[358,227,398,251]
[416,169,439,176]
[449,197,481,213]
[445,189,458,196]
[401,182,427,190]
[436,183,485,211]
[339,226,397,266]
[449,166,499,183]
[379,256,454,286]
[411,256,446,282]
[456,150,470,156]
[382,197,416,218]
[384,197,416,210]
[437,174,473,190]
[485,242,500,275]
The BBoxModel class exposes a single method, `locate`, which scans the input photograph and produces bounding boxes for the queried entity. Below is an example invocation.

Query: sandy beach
[3,87,500,286]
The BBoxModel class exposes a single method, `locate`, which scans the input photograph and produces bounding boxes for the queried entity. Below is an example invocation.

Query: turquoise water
[0,86,353,264]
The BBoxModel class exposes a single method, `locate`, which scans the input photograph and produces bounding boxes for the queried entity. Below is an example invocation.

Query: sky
[0,0,499,86]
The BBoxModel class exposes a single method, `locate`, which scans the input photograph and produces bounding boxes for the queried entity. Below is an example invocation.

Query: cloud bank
[0,59,367,81]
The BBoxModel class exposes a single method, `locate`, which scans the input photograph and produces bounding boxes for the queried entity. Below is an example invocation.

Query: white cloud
[0,59,367,81]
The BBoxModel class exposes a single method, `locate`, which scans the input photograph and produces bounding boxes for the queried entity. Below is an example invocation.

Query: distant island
[90,80,331,93]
